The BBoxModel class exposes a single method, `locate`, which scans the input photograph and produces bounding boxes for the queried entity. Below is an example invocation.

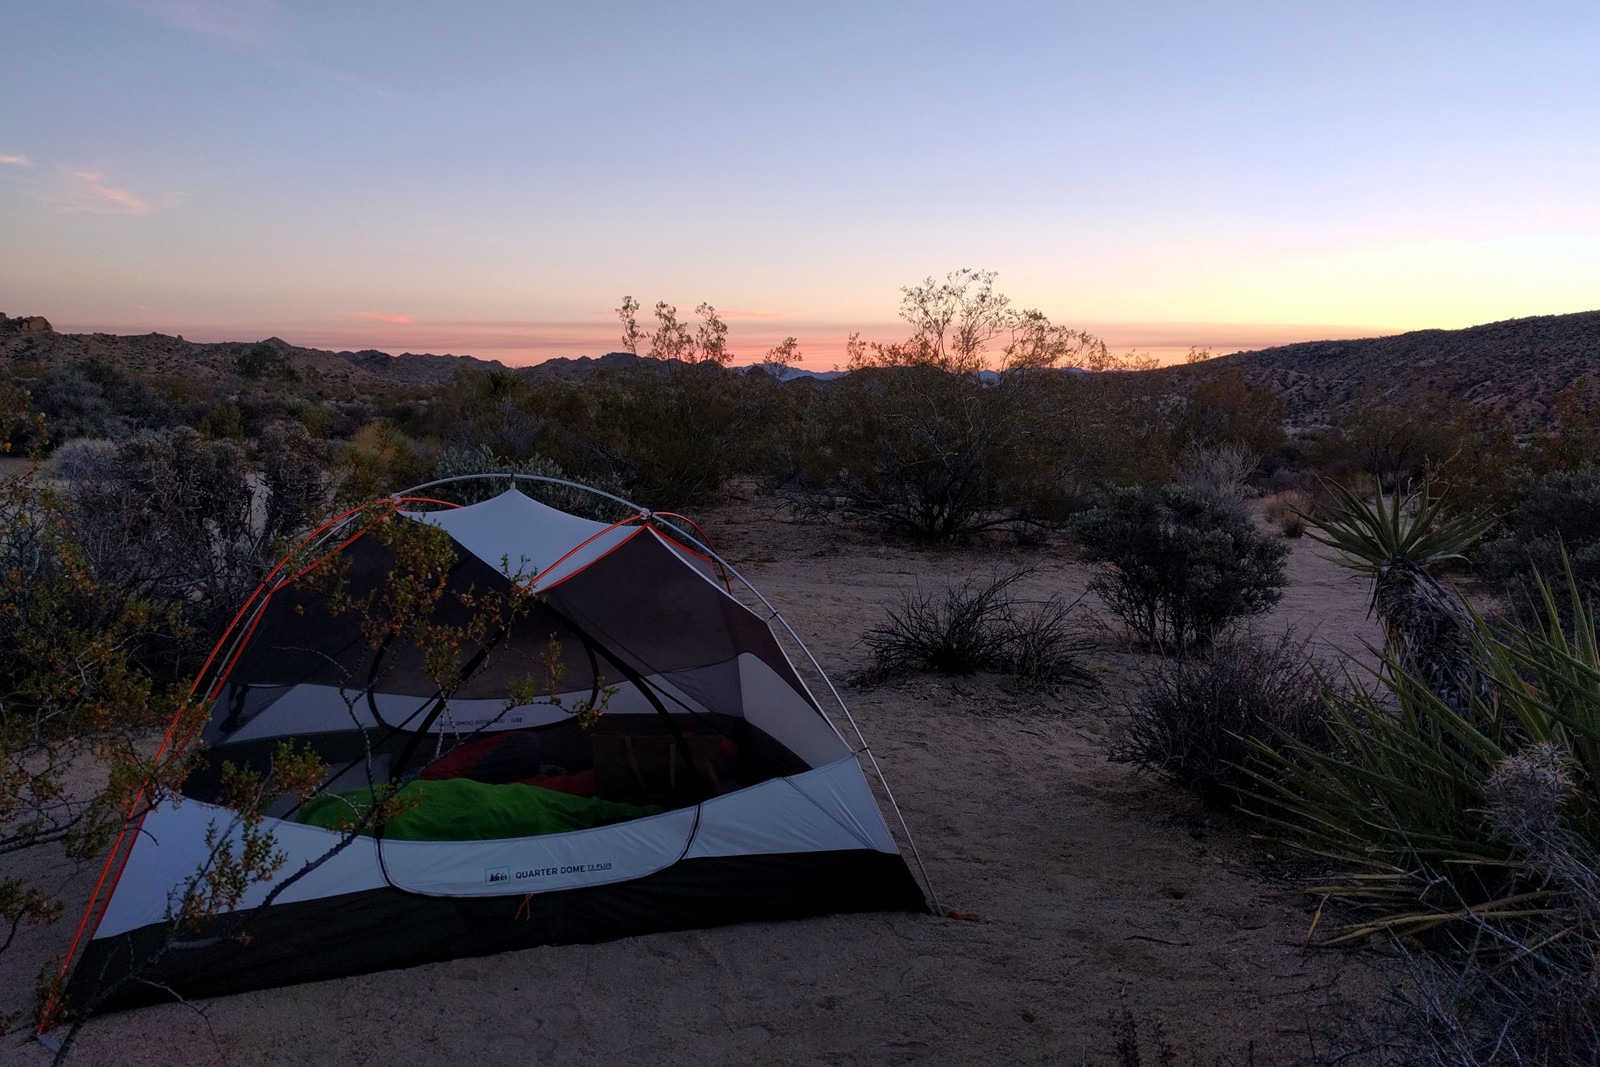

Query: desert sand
[4,501,1392,1066]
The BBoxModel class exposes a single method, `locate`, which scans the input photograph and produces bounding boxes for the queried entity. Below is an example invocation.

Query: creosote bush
[1072,484,1289,654]
[1113,629,1327,808]
[862,568,1093,689]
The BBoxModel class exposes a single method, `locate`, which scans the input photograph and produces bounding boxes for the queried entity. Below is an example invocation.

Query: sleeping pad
[296,777,664,841]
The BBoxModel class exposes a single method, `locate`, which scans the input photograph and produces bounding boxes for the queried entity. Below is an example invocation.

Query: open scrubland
[5,291,1600,1064]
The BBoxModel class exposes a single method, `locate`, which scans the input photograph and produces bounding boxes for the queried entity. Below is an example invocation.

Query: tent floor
[68,849,929,1015]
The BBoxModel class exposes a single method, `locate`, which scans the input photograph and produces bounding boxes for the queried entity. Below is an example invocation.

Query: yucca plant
[1305,479,1497,716]
[1250,564,1600,941]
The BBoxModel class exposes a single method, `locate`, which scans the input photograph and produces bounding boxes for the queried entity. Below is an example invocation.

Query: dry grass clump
[862,568,1094,690]
[1113,629,1326,809]
[1262,489,1313,537]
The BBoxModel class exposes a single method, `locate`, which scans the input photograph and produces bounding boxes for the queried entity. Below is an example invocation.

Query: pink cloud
[347,312,414,325]
[0,154,30,166]
[41,167,182,215]
[63,168,152,214]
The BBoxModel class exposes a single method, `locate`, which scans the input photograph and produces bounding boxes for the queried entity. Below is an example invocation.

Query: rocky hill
[1188,309,1600,430]
[0,313,510,390]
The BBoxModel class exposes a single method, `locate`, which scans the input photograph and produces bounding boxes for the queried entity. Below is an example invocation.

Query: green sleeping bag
[296,778,663,841]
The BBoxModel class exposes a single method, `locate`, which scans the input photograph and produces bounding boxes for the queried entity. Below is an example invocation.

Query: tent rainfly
[60,479,930,1014]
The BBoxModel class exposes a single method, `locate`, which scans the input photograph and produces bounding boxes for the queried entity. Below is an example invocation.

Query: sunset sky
[3,1,1598,367]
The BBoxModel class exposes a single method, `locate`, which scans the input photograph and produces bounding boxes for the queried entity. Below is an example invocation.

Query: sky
[3,1,1599,367]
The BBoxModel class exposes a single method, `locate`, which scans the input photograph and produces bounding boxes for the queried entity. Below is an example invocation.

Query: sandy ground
[4,501,1392,1066]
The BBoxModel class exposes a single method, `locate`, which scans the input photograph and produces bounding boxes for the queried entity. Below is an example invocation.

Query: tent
[61,478,932,1014]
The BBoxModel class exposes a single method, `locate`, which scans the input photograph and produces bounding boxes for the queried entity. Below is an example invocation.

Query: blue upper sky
[3,1,1598,365]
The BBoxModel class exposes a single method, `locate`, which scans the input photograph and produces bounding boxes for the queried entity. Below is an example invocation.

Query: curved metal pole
[392,473,942,914]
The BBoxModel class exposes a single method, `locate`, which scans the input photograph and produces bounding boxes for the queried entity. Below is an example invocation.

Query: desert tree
[694,303,730,365]
[850,268,1013,374]
[792,271,1109,538]
[761,336,802,372]
[999,309,1105,374]
[615,295,643,355]
[895,267,1012,374]
[649,301,696,361]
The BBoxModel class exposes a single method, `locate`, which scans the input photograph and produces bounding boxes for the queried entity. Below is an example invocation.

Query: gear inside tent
[61,481,930,1014]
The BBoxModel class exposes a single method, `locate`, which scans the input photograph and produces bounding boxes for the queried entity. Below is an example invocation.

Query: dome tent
[60,477,932,1015]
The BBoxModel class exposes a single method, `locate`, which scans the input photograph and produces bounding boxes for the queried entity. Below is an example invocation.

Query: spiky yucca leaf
[1306,479,1498,716]
[1248,561,1600,940]
[1304,480,1497,577]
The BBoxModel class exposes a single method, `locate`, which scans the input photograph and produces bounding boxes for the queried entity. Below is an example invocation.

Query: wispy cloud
[44,167,183,215]
[347,312,414,325]
[0,154,30,166]
[113,0,275,44]
[108,0,402,100]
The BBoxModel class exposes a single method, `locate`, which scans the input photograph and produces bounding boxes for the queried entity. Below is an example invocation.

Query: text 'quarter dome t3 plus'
[60,476,931,1014]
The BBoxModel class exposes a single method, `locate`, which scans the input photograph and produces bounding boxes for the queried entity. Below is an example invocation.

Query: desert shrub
[862,568,1092,688]
[1173,366,1286,457]
[259,420,332,544]
[783,364,1088,541]
[1309,393,1511,496]
[28,358,175,443]
[61,426,268,666]
[1177,442,1257,505]
[1114,630,1326,808]
[332,420,432,507]
[232,340,294,380]
[428,443,563,504]
[1524,375,1600,477]
[585,362,777,507]
[0,464,204,1019]
[1072,484,1289,654]
[1262,489,1313,537]
[1477,468,1600,621]
[445,368,546,461]
[785,365,1011,540]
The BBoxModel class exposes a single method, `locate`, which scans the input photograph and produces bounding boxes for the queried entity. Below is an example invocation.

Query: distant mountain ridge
[5,309,1598,430]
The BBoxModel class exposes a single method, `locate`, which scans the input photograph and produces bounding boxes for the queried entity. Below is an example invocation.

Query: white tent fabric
[403,489,638,589]
[95,755,898,934]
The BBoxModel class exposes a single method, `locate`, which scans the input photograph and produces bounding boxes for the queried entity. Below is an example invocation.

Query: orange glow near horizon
[45,313,1403,370]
